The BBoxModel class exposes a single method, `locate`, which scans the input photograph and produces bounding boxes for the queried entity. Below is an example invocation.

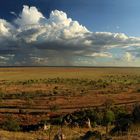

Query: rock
[43,124,51,131]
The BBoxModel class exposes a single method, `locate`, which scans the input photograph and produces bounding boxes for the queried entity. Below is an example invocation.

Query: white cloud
[0,19,13,36]
[0,56,9,61]
[31,57,48,65]
[88,52,112,58]
[0,5,140,66]
[10,11,17,17]
[123,52,134,62]
[15,5,44,27]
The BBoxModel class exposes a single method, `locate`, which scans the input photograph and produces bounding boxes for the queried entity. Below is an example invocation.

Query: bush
[81,130,101,140]
[49,104,60,112]
[137,89,140,92]
[50,116,63,125]
[2,115,20,131]
[110,113,132,135]
[132,104,140,122]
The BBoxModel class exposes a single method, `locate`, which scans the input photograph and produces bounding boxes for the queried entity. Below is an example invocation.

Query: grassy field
[0,67,140,114]
[0,67,140,139]
[0,67,140,80]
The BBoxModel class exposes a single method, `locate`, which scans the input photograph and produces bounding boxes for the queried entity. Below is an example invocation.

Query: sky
[0,0,140,66]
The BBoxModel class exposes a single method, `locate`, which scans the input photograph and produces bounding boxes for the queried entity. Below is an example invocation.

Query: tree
[102,99,115,135]
[103,99,114,110]
[103,110,115,135]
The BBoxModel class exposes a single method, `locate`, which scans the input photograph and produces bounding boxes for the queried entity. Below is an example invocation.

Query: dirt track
[0,99,139,115]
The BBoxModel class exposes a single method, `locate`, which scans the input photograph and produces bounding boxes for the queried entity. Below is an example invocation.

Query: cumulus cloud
[0,5,140,66]
[0,19,13,36]
[15,5,44,26]
[123,52,134,62]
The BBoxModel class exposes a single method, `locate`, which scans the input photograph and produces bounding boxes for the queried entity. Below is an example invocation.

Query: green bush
[103,110,115,125]
[2,115,20,131]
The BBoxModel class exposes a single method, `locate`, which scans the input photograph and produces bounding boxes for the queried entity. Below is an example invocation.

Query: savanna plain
[0,67,140,140]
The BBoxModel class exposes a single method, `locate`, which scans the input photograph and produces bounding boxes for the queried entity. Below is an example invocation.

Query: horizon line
[0,66,140,68]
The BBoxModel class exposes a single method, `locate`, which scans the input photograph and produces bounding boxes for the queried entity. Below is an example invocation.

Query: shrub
[49,104,60,112]
[110,113,132,135]
[137,89,140,92]
[132,104,140,122]
[0,92,5,99]
[2,115,20,131]
[50,116,63,125]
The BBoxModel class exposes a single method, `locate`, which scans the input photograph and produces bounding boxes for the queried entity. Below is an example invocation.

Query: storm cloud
[0,5,140,66]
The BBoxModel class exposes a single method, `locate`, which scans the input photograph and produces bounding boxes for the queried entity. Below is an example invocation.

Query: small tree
[103,99,114,110]
[102,99,115,134]
[103,110,115,135]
